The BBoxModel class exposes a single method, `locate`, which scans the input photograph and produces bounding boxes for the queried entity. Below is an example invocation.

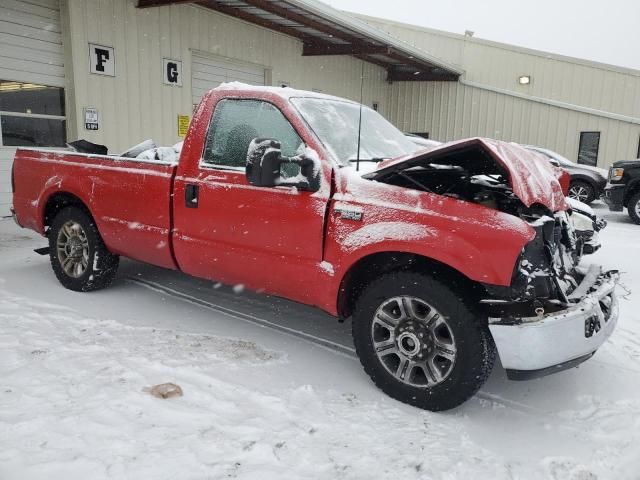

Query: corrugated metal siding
[65,0,389,152]
[0,0,65,87]
[191,52,265,106]
[359,14,640,168]
[388,81,640,167]
[360,14,640,119]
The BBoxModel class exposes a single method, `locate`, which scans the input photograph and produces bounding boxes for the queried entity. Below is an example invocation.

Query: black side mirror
[246,138,321,192]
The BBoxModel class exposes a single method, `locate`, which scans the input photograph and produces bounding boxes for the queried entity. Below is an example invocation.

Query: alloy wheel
[569,185,590,203]
[56,220,90,278]
[371,296,457,387]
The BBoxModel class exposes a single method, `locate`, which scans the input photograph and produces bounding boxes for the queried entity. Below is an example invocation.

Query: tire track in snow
[126,277,358,359]
[128,276,639,429]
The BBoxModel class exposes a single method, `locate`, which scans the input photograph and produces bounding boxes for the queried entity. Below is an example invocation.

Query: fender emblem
[335,206,363,221]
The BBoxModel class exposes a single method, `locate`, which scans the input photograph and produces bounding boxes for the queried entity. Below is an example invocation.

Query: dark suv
[524,146,608,204]
[603,159,640,224]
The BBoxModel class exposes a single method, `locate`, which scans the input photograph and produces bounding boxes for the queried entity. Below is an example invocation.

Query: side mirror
[246,138,321,192]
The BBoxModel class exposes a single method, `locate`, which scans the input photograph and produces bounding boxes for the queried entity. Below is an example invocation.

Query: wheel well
[624,181,640,207]
[569,177,596,189]
[336,252,485,319]
[44,192,90,229]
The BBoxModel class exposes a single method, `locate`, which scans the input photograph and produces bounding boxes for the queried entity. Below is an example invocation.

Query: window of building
[0,81,66,147]
[203,99,302,168]
[409,132,430,139]
[577,131,600,166]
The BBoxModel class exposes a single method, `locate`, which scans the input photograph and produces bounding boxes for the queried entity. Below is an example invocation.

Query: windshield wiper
[345,157,388,164]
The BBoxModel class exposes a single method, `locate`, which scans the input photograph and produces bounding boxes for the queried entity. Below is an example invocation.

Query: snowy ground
[1,203,640,479]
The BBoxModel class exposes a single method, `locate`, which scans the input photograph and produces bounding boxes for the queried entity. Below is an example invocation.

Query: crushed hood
[366,138,568,212]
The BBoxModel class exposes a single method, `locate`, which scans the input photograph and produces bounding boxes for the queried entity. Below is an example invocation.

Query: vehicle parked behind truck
[604,159,640,224]
[524,145,608,204]
[11,84,619,411]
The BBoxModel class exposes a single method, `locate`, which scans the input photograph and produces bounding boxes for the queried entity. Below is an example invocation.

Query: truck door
[173,97,331,306]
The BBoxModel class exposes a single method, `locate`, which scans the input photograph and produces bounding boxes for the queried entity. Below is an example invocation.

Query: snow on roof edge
[213,82,360,104]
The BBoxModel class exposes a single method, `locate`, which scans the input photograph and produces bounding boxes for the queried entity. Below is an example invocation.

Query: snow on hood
[370,138,568,212]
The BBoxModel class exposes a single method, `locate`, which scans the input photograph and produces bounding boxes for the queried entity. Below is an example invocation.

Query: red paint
[13,87,557,317]
[557,169,571,196]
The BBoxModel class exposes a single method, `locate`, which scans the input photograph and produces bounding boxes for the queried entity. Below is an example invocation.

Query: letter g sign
[163,59,183,86]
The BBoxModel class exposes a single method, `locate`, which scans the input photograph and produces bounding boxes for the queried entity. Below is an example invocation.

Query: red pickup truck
[11,84,618,411]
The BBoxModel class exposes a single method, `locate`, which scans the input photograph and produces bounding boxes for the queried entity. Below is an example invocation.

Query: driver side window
[202,99,303,168]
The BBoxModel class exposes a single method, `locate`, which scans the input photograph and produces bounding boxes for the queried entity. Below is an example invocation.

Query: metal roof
[137,0,463,81]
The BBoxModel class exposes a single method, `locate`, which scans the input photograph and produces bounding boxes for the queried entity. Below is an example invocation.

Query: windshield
[290,97,419,167]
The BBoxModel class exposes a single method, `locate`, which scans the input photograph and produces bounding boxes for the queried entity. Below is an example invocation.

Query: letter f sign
[95,48,109,72]
[89,44,114,76]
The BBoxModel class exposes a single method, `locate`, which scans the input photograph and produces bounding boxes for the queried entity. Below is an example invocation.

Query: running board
[34,246,50,255]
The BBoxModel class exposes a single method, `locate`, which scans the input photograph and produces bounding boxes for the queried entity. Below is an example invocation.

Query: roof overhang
[137,0,463,81]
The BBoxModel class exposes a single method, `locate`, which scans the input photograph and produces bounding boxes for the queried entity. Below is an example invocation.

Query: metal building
[1,0,639,214]
[359,14,640,171]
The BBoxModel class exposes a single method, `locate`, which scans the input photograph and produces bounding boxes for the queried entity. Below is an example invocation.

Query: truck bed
[12,148,178,269]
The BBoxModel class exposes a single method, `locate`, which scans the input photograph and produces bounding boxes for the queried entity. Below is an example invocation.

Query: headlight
[610,167,624,181]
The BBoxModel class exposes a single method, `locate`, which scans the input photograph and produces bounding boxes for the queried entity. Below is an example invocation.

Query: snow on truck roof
[213,82,360,104]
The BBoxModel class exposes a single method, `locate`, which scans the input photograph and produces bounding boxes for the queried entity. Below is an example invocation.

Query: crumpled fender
[325,171,536,297]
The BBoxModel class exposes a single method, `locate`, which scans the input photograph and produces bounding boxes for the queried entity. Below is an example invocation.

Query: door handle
[185,184,199,208]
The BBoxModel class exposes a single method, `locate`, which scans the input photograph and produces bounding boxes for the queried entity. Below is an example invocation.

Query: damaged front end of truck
[485,208,618,379]
[365,138,619,379]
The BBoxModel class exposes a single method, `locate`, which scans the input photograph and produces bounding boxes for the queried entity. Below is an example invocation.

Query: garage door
[0,0,66,215]
[0,0,65,87]
[191,53,265,107]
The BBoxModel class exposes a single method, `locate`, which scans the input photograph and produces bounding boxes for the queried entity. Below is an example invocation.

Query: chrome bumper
[489,269,618,377]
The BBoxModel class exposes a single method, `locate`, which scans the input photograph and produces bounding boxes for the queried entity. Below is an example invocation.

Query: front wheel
[568,180,596,204]
[49,206,119,291]
[628,192,640,225]
[352,271,496,411]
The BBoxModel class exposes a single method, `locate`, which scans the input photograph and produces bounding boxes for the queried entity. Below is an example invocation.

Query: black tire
[352,271,496,411]
[568,180,596,204]
[628,192,640,225]
[48,205,119,291]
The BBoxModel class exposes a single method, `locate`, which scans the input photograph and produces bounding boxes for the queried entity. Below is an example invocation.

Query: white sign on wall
[89,43,115,76]
[163,58,183,86]
[84,107,99,130]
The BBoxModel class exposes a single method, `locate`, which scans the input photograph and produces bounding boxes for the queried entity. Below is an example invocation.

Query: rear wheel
[568,180,595,204]
[352,271,496,411]
[628,192,640,225]
[49,206,119,291]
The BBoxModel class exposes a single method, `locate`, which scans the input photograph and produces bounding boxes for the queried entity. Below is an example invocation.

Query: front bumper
[488,268,618,379]
[603,184,625,211]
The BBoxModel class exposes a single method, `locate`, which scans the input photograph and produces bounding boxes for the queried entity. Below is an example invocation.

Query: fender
[570,173,599,188]
[328,213,533,283]
[36,178,95,233]
[624,177,640,205]
[319,172,537,315]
